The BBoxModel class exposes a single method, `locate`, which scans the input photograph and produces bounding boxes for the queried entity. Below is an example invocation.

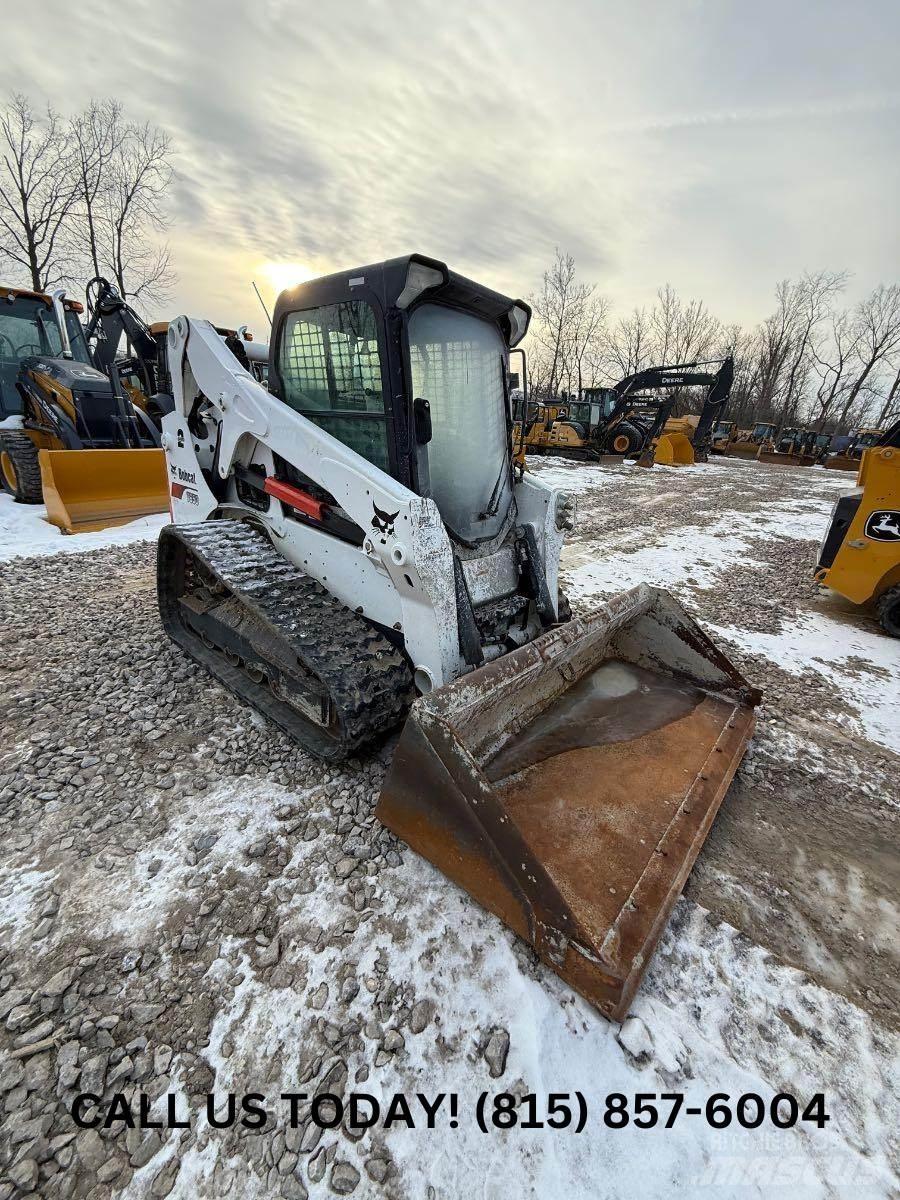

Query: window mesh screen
[281,302,384,413]
[278,301,389,471]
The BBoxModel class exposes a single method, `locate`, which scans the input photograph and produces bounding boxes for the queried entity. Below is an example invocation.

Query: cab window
[278,301,389,472]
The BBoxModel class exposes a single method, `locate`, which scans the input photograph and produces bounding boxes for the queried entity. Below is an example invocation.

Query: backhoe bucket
[39,448,168,534]
[377,585,759,1020]
[654,432,695,466]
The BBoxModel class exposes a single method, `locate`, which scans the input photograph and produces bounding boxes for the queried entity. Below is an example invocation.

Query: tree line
[527,250,900,434]
[0,93,174,305]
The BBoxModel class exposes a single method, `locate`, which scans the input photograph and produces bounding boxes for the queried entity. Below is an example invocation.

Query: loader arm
[162,315,463,688]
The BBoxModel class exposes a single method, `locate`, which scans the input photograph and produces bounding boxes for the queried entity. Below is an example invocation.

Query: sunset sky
[7,0,899,332]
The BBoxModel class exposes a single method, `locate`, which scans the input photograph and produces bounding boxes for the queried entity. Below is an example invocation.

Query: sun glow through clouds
[261,261,316,297]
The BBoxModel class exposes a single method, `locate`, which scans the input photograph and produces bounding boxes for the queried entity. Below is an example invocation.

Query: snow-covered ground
[0,454,897,1200]
[0,492,168,562]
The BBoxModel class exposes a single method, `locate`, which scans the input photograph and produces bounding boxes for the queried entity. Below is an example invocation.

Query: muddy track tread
[0,431,43,503]
[158,520,415,760]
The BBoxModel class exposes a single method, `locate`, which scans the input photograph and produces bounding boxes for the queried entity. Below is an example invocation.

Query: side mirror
[414,396,432,444]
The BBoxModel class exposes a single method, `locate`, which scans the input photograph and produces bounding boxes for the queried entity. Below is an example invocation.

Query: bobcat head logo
[371,502,399,544]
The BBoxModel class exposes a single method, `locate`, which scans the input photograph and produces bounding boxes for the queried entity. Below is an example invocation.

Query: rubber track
[0,431,43,503]
[157,520,415,760]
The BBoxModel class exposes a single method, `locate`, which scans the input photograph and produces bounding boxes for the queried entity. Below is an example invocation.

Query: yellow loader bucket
[377,585,759,1020]
[756,449,818,467]
[39,448,169,535]
[654,431,695,466]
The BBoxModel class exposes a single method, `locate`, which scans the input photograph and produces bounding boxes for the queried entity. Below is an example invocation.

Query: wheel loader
[716,420,777,459]
[0,283,167,532]
[823,427,885,472]
[816,421,900,636]
[757,427,832,467]
[156,255,759,1019]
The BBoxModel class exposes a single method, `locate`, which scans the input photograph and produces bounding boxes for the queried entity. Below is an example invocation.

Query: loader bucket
[756,450,817,467]
[39,448,169,534]
[824,454,860,472]
[653,432,695,466]
[377,585,759,1020]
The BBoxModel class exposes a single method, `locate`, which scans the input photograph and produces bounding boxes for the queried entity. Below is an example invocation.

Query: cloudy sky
[6,0,899,331]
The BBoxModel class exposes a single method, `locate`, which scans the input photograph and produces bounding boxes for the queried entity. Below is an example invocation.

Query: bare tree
[70,99,126,281]
[832,284,900,431]
[98,119,175,305]
[779,270,847,426]
[745,271,846,427]
[647,284,722,367]
[608,307,652,378]
[0,93,79,290]
[528,249,597,398]
[876,365,900,428]
[809,312,857,431]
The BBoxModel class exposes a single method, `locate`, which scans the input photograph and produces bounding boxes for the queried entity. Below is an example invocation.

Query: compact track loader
[816,422,900,635]
[157,256,758,1018]
[0,284,167,532]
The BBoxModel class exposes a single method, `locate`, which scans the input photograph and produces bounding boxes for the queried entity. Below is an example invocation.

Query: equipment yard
[0,456,897,1200]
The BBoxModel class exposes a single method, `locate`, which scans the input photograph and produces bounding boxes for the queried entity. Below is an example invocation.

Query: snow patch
[0,492,168,562]
[711,610,900,756]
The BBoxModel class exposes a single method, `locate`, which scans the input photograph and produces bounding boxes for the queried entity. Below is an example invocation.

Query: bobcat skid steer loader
[157,256,759,1019]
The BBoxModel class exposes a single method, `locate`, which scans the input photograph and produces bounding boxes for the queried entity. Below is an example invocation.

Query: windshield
[0,297,91,365]
[408,304,512,543]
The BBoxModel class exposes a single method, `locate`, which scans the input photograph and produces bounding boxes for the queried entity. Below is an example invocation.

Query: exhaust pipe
[50,289,73,359]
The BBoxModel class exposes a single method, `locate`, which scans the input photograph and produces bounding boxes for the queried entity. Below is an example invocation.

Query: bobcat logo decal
[371,502,399,544]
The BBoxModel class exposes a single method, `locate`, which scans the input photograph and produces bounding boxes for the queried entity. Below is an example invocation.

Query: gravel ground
[0,456,897,1199]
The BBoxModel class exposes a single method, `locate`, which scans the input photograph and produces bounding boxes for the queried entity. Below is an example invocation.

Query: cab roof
[0,284,84,313]
[272,254,531,348]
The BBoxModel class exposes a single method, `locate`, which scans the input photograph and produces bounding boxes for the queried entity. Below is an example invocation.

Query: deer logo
[864,510,900,542]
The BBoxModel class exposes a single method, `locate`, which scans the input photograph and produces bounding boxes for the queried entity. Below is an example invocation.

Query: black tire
[875,585,900,638]
[0,432,43,503]
[556,588,572,623]
[604,421,645,457]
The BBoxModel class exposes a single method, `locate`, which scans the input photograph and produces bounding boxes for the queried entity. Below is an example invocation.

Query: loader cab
[582,388,618,424]
[0,287,92,419]
[751,421,777,443]
[270,254,530,546]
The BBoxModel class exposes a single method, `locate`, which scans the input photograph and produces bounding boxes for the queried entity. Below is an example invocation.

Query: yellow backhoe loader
[156,256,759,1019]
[0,284,167,532]
[816,421,900,635]
[516,358,733,469]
